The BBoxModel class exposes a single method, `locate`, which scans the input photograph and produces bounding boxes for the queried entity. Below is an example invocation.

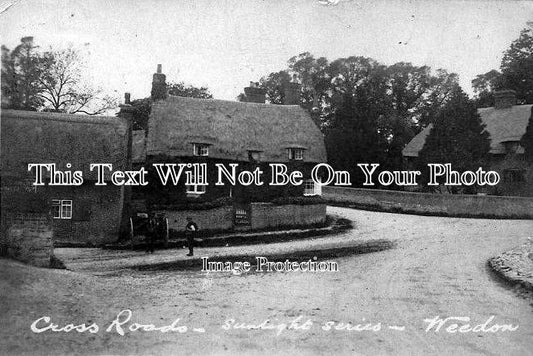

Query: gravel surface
[1,207,532,355]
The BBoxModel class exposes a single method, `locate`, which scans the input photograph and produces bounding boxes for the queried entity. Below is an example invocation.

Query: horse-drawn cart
[128,212,169,248]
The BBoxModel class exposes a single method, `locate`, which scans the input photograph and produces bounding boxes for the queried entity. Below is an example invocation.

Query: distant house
[130,65,327,231]
[403,90,532,196]
[1,110,131,244]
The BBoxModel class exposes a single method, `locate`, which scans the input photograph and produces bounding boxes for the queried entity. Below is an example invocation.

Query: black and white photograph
[1,0,532,354]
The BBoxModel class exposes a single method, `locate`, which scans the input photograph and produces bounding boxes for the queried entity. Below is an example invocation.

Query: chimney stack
[283,75,301,105]
[151,64,167,101]
[243,82,266,103]
[494,90,516,109]
[124,92,131,105]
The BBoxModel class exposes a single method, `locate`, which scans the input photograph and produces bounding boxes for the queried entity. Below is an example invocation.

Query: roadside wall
[323,186,533,218]
[250,203,326,229]
[155,203,327,233]
[155,206,234,232]
[3,213,53,267]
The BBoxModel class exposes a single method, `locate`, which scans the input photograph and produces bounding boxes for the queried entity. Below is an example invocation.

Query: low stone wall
[323,186,533,218]
[3,213,53,267]
[250,203,326,230]
[155,203,326,233]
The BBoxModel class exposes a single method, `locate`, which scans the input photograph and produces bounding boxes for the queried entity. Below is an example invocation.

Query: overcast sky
[1,0,532,101]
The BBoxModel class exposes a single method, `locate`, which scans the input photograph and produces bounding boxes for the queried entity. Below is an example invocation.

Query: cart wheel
[129,217,134,249]
[163,217,169,248]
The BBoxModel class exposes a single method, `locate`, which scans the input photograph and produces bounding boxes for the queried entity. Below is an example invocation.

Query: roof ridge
[1,109,124,126]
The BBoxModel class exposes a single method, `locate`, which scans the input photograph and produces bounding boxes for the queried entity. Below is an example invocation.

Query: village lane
[88,207,533,355]
[2,207,533,355]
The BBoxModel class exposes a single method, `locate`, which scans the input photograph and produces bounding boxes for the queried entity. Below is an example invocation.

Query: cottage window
[186,184,206,195]
[288,148,304,161]
[303,179,322,196]
[193,143,209,156]
[52,199,72,219]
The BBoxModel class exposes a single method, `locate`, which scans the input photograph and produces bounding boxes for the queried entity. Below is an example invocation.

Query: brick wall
[155,206,234,232]
[155,203,326,233]
[323,186,533,218]
[3,213,53,267]
[46,185,125,245]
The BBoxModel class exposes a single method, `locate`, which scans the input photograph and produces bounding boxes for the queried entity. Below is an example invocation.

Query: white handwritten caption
[30,310,518,336]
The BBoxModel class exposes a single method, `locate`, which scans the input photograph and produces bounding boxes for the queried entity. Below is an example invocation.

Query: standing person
[185,217,199,256]
[145,214,157,254]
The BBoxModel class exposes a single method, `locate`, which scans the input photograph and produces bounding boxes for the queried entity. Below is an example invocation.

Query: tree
[472,25,533,106]
[471,69,503,108]
[167,81,213,99]
[417,87,491,193]
[287,52,331,116]
[258,70,292,104]
[37,48,116,115]
[500,25,533,104]
[325,57,390,186]
[130,81,214,131]
[1,37,44,110]
[1,37,117,114]
[522,109,533,163]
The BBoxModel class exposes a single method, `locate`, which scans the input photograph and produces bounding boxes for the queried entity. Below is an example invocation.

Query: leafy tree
[522,109,533,163]
[130,81,214,131]
[167,81,213,99]
[417,87,491,193]
[259,70,292,104]
[472,25,533,106]
[471,69,503,107]
[1,37,44,110]
[287,52,331,116]
[500,25,533,104]
[325,57,389,186]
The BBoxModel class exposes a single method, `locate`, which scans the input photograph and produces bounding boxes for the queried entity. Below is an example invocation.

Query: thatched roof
[146,96,327,162]
[1,110,129,180]
[403,104,533,157]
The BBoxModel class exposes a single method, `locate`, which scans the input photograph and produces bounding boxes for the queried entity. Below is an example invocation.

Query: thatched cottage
[403,90,532,196]
[1,110,130,244]
[131,65,327,231]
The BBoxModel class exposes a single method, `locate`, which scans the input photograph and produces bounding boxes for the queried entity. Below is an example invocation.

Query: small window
[193,143,209,156]
[186,184,206,195]
[303,179,322,196]
[185,168,207,195]
[52,200,72,219]
[288,148,304,161]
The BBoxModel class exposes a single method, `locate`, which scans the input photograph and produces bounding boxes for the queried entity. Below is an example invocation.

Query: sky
[1,0,532,102]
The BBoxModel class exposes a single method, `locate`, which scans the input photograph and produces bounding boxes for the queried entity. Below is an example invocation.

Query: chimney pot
[243,85,266,103]
[152,64,167,101]
[124,92,131,105]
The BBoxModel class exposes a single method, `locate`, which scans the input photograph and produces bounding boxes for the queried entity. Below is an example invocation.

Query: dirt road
[1,207,532,355]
